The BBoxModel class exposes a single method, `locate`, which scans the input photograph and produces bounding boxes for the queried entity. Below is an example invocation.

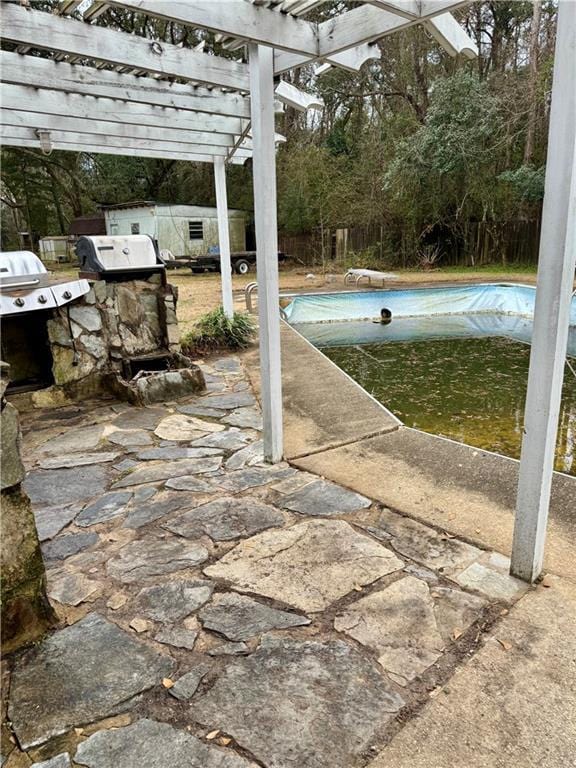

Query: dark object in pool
[373,308,392,325]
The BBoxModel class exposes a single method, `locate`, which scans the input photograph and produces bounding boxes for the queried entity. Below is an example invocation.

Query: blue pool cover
[284,283,576,325]
[284,284,576,355]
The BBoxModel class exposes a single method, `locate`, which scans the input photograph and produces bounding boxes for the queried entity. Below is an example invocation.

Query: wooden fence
[279,218,542,268]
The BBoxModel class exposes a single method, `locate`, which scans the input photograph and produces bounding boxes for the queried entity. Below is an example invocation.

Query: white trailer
[103,202,246,258]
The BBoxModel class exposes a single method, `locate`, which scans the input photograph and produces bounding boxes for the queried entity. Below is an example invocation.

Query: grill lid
[0,250,89,317]
[0,250,47,277]
[76,235,164,274]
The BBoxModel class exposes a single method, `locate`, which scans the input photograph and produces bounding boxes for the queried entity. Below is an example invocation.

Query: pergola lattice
[0,0,574,584]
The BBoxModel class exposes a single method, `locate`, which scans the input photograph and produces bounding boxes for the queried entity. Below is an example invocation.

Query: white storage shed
[103,202,246,258]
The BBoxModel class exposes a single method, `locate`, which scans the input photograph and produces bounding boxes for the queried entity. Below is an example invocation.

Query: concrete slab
[293,428,576,580]
[368,576,576,768]
[243,324,399,458]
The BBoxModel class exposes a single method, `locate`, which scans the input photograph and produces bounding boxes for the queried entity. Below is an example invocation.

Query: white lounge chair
[344,268,399,287]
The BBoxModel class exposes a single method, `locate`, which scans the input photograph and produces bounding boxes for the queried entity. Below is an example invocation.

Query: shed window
[131,223,140,234]
[189,221,204,240]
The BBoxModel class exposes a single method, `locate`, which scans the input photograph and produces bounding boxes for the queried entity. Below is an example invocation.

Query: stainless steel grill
[0,250,89,317]
[76,235,165,280]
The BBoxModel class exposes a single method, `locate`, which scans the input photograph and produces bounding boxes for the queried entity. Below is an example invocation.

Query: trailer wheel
[234,259,250,275]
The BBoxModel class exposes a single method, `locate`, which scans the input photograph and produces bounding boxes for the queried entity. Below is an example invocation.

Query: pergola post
[213,157,234,319]
[249,43,283,464]
[511,0,576,583]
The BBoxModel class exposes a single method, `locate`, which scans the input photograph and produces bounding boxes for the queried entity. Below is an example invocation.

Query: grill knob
[38,294,47,304]
[14,297,25,307]
[63,290,72,300]
[122,247,130,255]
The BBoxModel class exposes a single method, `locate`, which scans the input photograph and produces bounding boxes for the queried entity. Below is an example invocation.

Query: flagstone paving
[4,355,532,768]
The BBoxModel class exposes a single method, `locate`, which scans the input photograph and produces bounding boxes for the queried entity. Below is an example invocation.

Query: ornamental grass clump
[181,307,256,357]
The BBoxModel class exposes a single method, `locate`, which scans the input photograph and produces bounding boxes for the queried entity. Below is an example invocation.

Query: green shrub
[181,307,256,357]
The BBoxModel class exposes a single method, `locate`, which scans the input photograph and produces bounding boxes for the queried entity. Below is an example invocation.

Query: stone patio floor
[1,355,531,768]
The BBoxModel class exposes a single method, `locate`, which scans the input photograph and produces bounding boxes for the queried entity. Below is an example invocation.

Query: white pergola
[0,0,574,584]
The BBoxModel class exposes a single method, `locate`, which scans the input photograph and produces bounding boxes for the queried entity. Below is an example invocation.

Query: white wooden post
[511,0,576,582]
[213,157,234,319]
[249,43,283,463]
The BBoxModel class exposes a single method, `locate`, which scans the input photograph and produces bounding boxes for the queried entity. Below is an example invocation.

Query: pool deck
[243,323,576,581]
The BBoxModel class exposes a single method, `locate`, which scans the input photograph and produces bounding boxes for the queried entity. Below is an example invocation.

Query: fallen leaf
[475,528,481,534]
[430,591,441,599]
[162,678,174,689]
[353,585,363,592]
[218,737,232,746]
[541,574,554,588]
[451,628,463,640]
[74,727,84,735]
[206,730,220,740]
[499,608,509,616]
[498,639,513,651]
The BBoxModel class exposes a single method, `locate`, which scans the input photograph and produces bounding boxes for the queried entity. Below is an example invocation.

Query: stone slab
[221,408,262,430]
[135,579,213,623]
[279,478,371,517]
[224,441,264,471]
[204,519,404,612]
[207,641,249,656]
[199,593,310,641]
[364,508,482,572]
[154,627,198,650]
[176,405,228,419]
[48,572,101,606]
[34,505,79,541]
[31,755,71,768]
[202,392,256,410]
[190,430,253,452]
[34,425,105,456]
[165,476,221,493]
[42,532,99,562]
[76,492,133,527]
[108,536,209,583]
[453,562,528,601]
[154,415,225,442]
[123,492,205,529]
[74,718,256,768]
[112,457,222,489]
[136,446,222,461]
[164,497,285,542]
[335,576,445,683]
[37,452,120,470]
[194,636,405,768]
[169,663,211,701]
[8,614,174,750]
[24,465,111,506]
[107,430,153,448]
[218,467,293,493]
[112,408,166,431]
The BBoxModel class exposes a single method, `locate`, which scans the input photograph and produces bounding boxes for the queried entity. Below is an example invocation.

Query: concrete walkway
[2,353,534,768]
[247,324,576,581]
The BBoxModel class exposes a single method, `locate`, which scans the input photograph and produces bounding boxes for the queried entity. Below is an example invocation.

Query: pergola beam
[0,51,252,119]
[105,0,319,57]
[317,1,472,58]
[1,83,247,137]
[0,126,252,159]
[0,3,250,91]
[1,109,236,150]
[0,134,248,164]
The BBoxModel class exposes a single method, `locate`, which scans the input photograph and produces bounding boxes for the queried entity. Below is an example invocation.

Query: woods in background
[0,1,556,268]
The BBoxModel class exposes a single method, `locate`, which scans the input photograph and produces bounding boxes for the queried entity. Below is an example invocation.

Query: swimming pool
[284,284,576,474]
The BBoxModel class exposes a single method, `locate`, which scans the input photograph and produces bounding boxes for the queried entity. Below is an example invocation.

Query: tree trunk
[524,0,542,164]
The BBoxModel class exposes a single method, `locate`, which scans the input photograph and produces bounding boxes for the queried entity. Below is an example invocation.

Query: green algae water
[323,336,576,476]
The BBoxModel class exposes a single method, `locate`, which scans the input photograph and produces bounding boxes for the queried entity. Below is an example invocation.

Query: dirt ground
[53,263,540,337]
